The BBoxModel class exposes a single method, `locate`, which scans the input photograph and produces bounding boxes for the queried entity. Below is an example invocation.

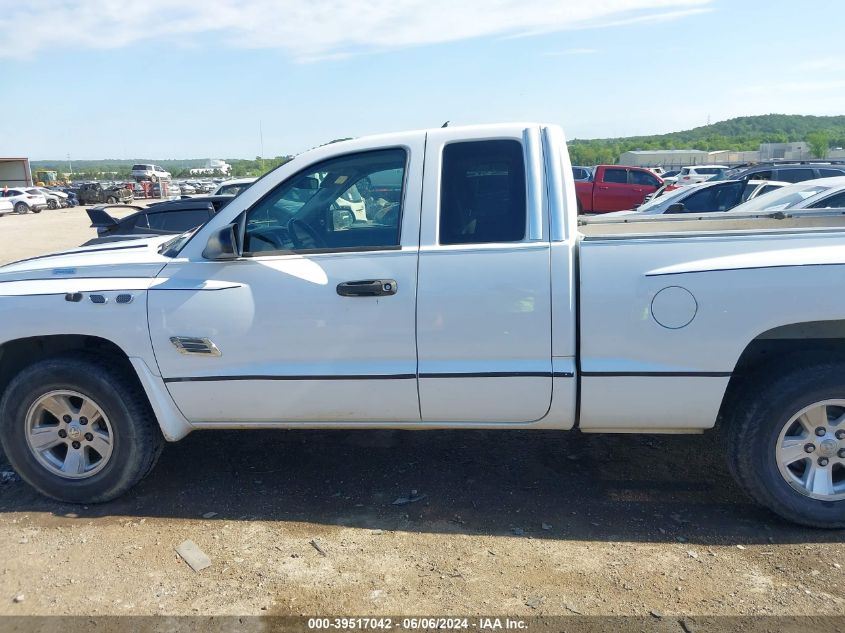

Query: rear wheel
[725,361,845,527]
[14,202,28,214]
[0,356,164,504]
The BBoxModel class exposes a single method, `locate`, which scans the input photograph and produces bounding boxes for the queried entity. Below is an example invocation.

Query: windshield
[727,182,832,214]
[635,185,689,212]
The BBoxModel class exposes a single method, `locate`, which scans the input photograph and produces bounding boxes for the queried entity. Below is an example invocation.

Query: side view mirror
[666,202,686,213]
[202,222,239,260]
[332,208,355,230]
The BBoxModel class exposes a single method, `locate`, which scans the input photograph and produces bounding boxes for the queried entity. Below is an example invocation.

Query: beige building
[618,149,710,168]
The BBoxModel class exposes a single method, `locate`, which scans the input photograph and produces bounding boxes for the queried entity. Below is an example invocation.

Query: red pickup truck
[575,165,663,214]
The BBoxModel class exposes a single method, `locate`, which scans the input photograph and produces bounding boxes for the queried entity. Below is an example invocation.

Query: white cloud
[0,0,712,61]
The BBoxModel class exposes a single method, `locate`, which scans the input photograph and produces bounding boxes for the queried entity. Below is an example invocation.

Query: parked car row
[593,176,845,220]
[606,179,790,216]
[572,159,845,215]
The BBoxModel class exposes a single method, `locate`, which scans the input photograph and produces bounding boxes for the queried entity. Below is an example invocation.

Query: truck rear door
[415,126,553,422]
[592,167,633,213]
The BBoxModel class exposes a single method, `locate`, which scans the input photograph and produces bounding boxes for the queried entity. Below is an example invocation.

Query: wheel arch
[0,334,191,441]
[719,319,845,423]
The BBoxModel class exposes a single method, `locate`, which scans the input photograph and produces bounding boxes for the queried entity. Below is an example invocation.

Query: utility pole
[67,153,73,179]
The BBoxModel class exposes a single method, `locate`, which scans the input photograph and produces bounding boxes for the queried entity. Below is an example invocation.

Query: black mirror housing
[202,223,239,260]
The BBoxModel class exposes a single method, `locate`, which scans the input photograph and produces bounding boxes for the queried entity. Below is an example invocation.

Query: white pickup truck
[2,123,845,528]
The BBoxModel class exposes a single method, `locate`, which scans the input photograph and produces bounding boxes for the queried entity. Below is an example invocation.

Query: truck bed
[579,209,845,239]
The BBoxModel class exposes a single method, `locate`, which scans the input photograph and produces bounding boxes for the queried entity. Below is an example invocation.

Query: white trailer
[0,158,33,188]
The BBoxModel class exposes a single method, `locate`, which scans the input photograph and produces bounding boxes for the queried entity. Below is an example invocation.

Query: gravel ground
[1,203,845,619]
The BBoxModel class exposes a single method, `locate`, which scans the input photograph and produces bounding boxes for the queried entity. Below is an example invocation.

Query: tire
[724,360,845,528]
[48,199,58,210]
[150,175,158,183]
[576,200,583,215]
[0,355,164,504]
[32,207,42,214]
[14,202,28,214]
[106,196,117,204]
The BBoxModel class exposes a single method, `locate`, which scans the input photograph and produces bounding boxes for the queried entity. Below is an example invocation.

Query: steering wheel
[287,218,327,249]
[249,231,285,250]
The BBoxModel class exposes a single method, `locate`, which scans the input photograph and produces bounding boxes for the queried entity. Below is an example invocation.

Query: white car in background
[29,187,67,209]
[676,165,729,185]
[742,180,790,202]
[725,176,845,215]
[212,177,258,196]
[1,187,48,214]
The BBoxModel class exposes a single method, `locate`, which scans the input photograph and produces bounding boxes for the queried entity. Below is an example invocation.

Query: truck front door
[147,135,425,424]
[414,127,553,422]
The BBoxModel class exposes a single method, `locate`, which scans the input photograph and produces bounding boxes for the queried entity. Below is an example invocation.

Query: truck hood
[0,235,173,284]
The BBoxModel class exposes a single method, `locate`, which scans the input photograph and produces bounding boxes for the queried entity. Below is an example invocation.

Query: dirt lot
[1,205,845,620]
[0,202,144,265]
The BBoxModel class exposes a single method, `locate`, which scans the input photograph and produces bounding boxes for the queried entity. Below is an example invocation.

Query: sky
[1,0,844,160]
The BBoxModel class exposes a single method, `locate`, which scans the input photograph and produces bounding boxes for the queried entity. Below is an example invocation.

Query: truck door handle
[598,185,609,190]
[336,279,398,297]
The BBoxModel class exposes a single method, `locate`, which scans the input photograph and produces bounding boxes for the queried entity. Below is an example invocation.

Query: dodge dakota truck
[575,164,663,213]
[2,123,845,528]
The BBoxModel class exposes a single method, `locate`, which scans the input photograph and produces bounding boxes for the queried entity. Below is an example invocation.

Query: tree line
[568,114,845,165]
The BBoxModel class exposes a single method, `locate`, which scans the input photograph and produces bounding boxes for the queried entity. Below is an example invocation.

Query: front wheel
[48,199,58,210]
[725,361,845,527]
[106,196,117,204]
[0,356,164,504]
[14,202,28,214]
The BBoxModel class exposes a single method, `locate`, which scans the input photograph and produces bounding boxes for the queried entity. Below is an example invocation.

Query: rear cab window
[438,140,526,245]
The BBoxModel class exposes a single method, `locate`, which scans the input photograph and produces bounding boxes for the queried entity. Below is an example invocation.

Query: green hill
[568,114,845,165]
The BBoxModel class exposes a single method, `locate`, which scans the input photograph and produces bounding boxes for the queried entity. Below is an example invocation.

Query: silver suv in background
[131,164,171,182]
